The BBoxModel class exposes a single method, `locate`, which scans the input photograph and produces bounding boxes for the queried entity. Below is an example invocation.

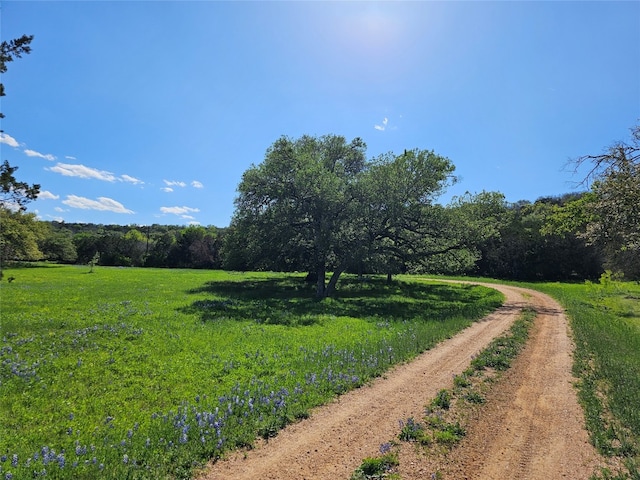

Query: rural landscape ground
[3,267,637,479]
[201,283,604,479]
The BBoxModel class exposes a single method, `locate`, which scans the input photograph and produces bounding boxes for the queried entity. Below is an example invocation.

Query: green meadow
[0,265,503,479]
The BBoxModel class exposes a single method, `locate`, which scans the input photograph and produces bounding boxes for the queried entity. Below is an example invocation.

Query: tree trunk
[387,272,393,284]
[325,267,345,298]
[315,266,326,299]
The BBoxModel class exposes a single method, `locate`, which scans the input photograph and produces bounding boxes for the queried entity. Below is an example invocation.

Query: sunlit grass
[0,265,503,479]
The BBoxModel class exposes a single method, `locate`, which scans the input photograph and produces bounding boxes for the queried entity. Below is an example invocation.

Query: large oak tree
[228,135,469,297]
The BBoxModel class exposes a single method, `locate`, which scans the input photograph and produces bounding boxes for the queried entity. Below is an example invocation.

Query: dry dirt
[199,283,604,480]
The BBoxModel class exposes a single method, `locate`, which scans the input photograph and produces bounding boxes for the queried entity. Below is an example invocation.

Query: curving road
[199,283,602,480]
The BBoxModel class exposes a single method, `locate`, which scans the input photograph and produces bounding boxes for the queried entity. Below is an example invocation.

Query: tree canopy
[228,135,368,297]
[1,35,39,212]
[555,124,640,278]
[0,35,40,277]
[0,34,34,119]
[228,134,495,297]
[1,160,41,211]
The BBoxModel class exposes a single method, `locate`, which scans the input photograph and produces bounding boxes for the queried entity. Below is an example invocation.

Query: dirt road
[200,283,602,480]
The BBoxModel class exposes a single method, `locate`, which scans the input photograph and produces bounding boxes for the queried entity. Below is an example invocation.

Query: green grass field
[0,265,503,479]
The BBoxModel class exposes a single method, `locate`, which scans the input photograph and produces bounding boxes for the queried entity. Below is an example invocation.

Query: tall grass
[0,266,503,479]
[530,279,640,477]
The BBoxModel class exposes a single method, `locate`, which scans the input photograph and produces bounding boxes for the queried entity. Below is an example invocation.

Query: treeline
[0,191,607,281]
[33,222,225,269]
[224,192,605,282]
[2,128,637,283]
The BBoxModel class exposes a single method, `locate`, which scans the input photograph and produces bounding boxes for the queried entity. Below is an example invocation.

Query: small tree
[88,252,100,273]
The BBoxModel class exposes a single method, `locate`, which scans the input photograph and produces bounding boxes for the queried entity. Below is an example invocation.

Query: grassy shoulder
[0,265,503,480]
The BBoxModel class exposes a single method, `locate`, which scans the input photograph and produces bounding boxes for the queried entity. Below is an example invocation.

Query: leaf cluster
[1,160,41,212]
[0,34,34,117]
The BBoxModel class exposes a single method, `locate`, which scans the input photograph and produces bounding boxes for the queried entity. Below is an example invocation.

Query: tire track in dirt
[433,288,603,480]
[199,284,602,480]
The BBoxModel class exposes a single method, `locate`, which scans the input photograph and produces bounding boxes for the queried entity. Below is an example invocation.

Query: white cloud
[120,174,144,185]
[54,207,68,213]
[191,180,204,189]
[164,180,186,188]
[2,200,21,212]
[160,206,200,216]
[47,163,116,182]
[162,187,174,193]
[0,133,20,147]
[374,117,389,131]
[24,149,56,161]
[62,195,134,214]
[65,156,77,160]
[38,190,60,200]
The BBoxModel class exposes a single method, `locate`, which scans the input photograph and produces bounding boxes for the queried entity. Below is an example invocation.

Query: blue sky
[1,1,638,227]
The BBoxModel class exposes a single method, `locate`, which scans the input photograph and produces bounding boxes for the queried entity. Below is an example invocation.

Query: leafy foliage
[351,451,399,480]
[476,195,602,280]
[564,124,640,279]
[228,134,368,297]
[0,34,34,118]
[228,135,503,297]
[431,389,451,410]
[0,209,45,265]
[0,160,41,212]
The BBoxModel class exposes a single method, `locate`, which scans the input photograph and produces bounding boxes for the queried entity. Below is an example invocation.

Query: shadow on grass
[181,275,501,326]
[1,261,66,270]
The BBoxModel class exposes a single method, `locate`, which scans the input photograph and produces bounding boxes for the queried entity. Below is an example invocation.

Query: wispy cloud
[160,206,200,216]
[164,180,186,188]
[191,180,204,189]
[161,187,174,193]
[0,133,20,148]
[65,156,77,160]
[38,190,60,200]
[25,149,56,161]
[62,195,134,214]
[160,207,200,224]
[54,207,68,213]
[374,117,389,131]
[120,174,144,185]
[47,163,116,182]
